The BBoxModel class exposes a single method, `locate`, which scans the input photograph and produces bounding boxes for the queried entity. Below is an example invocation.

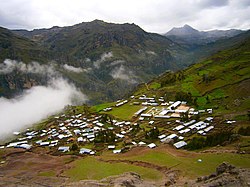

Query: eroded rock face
[195,162,250,187]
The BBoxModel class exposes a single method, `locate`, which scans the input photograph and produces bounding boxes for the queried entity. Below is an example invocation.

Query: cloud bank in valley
[0,59,87,139]
[0,59,56,75]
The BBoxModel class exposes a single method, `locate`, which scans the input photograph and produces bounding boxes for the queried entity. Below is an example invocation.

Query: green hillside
[0,27,50,63]
[132,34,250,115]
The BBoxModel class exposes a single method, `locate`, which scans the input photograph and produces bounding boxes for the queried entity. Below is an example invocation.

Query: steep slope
[0,27,51,63]
[134,32,250,114]
[1,21,184,103]
[13,20,180,67]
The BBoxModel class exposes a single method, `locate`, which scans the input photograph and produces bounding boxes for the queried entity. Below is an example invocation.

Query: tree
[71,143,79,151]
[180,112,189,122]
[206,95,210,104]
[145,127,159,140]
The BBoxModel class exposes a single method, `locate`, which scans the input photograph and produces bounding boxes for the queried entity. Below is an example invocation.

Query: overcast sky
[0,0,249,33]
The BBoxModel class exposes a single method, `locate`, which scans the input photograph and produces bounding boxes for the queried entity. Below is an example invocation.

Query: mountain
[1,20,184,103]
[1,21,248,104]
[164,25,247,67]
[165,24,244,46]
[0,27,51,63]
[166,24,200,37]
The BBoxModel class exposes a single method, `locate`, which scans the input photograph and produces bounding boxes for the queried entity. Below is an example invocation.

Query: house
[207,109,213,114]
[139,117,144,120]
[7,141,28,148]
[178,136,184,140]
[204,126,214,132]
[96,122,104,127]
[159,109,169,116]
[40,142,50,146]
[166,134,178,140]
[58,146,70,152]
[183,120,196,127]
[78,137,84,142]
[148,143,156,149]
[158,134,166,139]
[173,125,184,131]
[168,101,181,110]
[179,128,191,134]
[134,107,148,116]
[113,149,122,154]
[74,129,81,135]
[16,144,32,150]
[79,148,92,154]
[116,134,124,138]
[138,141,146,146]
[141,113,152,117]
[13,132,20,135]
[149,121,154,125]
[205,117,213,122]
[131,141,137,145]
[173,141,187,149]
[108,145,116,149]
[154,115,170,119]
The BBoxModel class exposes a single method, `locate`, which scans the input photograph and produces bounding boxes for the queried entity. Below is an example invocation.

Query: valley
[0,18,249,186]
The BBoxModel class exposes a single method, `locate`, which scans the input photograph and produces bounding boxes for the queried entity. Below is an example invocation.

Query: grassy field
[101,147,250,179]
[105,103,143,120]
[91,102,115,112]
[65,157,163,181]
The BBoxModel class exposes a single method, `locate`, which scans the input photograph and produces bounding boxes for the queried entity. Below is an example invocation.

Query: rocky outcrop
[195,162,250,187]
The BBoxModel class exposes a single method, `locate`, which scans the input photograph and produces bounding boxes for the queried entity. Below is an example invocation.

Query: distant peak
[166,24,199,36]
[92,19,104,23]
[183,24,195,30]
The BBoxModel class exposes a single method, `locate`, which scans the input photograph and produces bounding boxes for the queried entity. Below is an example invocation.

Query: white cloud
[93,52,113,69]
[0,59,56,75]
[0,78,87,139]
[0,59,88,139]
[0,0,249,33]
[110,65,137,84]
[109,60,125,67]
[63,64,89,73]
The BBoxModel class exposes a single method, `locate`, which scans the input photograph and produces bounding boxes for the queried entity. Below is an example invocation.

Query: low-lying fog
[0,60,87,140]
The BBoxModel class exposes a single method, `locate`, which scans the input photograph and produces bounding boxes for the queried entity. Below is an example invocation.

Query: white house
[173,141,187,149]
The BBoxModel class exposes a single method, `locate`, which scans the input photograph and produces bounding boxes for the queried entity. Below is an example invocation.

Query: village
[1,94,231,156]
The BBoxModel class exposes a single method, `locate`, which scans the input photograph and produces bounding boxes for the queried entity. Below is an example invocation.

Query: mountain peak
[183,24,193,28]
[165,24,199,36]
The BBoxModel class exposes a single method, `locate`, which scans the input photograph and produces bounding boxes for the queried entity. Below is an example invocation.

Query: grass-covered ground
[107,104,142,120]
[100,146,250,178]
[92,102,143,121]
[65,157,163,181]
[132,38,250,113]
[64,145,250,181]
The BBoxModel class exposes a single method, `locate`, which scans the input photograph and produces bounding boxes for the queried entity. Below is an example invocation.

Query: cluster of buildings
[1,94,219,154]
